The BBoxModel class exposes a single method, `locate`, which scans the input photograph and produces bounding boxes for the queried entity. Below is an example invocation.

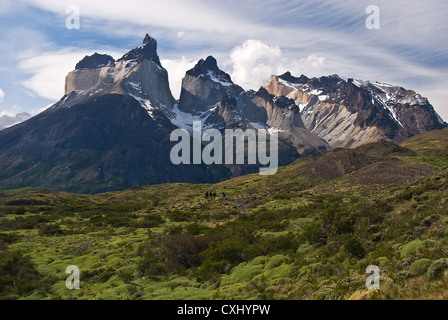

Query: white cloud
[161,56,197,99]
[7,0,448,121]
[228,40,327,91]
[17,49,93,100]
[0,88,4,103]
[23,0,259,38]
[0,104,22,117]
[229,40,282,90]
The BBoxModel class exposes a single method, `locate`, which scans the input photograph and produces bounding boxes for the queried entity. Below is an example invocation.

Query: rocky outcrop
[177,58,331,156]
[62,35,176,120]
[178,56,244,115]
[248,88,332,156]
[263,72,447,148]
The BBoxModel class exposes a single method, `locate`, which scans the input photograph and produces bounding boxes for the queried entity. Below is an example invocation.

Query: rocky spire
[143,33,152,45]
[117,34,161,66]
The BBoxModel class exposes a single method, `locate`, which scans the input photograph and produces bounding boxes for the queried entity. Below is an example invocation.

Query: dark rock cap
[278,72,309,84]
[187,56,219,77]
[75,53,115,70]
[143,34,153,45]
[186,56,232,84]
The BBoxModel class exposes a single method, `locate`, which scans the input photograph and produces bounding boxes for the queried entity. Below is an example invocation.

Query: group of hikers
[205,191,227,200]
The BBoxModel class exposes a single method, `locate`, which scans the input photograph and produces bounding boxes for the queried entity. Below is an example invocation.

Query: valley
[1,128,448,300]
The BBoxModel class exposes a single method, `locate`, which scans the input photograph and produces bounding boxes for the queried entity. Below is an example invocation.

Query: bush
[400,240,425,258]
[344,238,366,259]
[14,207,27,215]
[118,269,134,284]
[168,210,193,222]
[185,223,209,235]
[0,247,51,299]
[139,215,164,228]
[301,222,327,245]
[161,234,210,272]
[258,234,299,255]
[136,248,165,277]
[265,254,290,270]
[38,224,64,236]
[409,259,432,276]
[426,259,448,280]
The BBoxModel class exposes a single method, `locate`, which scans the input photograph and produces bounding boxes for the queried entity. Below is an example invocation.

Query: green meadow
[1,128,448,300]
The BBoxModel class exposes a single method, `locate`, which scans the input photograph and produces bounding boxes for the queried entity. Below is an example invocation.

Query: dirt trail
[223,199,250,214]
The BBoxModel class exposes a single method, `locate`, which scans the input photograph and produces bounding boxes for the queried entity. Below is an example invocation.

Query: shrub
[14,207,27,215]
[38,224,64,236]
[168,210,193,222]
[118,269,134,284]
[161,234,210,272]
[400,240,425,258]
[409,259,432,276]
[426,259,448,280]
[344,238,366,259]
[136,248,165,277]
[185,223,209,235]
[301,222,327,245]
[258,234,299,255]
[265,254,290,270]
[0,247,50,299]
[139,215,164,228]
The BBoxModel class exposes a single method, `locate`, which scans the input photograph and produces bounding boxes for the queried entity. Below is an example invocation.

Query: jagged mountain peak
[143,33,154,45]
[117,33,161,66]
[264,71,447,148]
[186,56,233,86]
[188,56,219,75]
[178,55,242,114]
[0,112,32,130]
[278,72,309,84]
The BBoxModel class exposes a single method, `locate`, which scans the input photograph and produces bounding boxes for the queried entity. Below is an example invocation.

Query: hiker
[213,192,217,199]
[205,191,209,199]
[222,191,227,199]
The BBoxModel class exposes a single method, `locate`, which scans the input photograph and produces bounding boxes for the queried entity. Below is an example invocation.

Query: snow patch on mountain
[206,71,233,87]
[129,94,156,119]
[169,104,215,132]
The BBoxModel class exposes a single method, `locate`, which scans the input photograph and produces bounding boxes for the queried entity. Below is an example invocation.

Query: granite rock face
[263,72,447,148]
[176,57,332,156]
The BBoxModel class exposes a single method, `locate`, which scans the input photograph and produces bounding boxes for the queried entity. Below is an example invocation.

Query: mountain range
[0,112,31,131]
[0,34,445,193]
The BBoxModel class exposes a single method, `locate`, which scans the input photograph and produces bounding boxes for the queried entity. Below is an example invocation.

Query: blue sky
[1,0,447,120]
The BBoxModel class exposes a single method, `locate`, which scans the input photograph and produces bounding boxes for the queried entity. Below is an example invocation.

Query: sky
[0,0,447,120]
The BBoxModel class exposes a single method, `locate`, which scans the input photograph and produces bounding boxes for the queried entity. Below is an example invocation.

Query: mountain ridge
[0,112,31,131]
[263,72,446,148]
[0,34,445,193]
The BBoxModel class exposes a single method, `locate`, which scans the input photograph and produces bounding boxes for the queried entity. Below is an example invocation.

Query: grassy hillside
[1,130,448,300]
[399,127,448,168]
